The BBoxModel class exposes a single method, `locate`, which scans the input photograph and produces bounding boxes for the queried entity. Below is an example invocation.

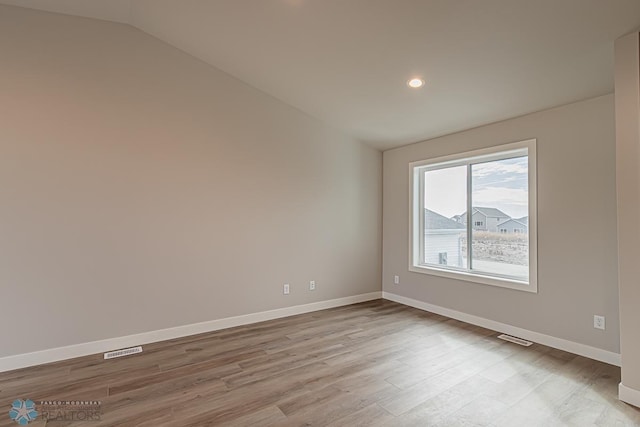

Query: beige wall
[0,6,381,358]
[383,95,619,353]
[615,32,640,399]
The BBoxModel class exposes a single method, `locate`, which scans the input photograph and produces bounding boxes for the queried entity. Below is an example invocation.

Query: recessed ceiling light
[407,78,425,88]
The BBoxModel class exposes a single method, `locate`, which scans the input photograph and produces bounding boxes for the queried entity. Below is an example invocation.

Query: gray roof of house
[425,209,465,230]
[458,207,510,218]
[497,218,528,227]
[516,216,528,225]
[473,207,510,218]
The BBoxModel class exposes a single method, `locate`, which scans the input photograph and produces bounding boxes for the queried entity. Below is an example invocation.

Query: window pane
[470,156,528,280]
[423,166,467,268]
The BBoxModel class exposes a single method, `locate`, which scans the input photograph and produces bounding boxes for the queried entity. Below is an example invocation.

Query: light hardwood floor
[1,300,639,426]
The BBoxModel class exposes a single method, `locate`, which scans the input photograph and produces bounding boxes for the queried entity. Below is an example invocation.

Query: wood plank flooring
[1,300,639,426]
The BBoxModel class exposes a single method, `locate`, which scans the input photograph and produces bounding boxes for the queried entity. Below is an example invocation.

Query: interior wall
[383,94,619,353]
[614,32,640,402]
[0,5,382,358]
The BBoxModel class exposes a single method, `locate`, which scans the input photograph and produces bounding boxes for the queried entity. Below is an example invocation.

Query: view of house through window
[412,140,536,289]
[470,157,529,280]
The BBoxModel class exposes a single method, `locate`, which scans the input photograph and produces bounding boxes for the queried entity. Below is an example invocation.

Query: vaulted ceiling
[2,0,639,150]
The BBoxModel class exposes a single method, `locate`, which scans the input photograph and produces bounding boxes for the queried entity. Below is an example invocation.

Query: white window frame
[409,139,537,293]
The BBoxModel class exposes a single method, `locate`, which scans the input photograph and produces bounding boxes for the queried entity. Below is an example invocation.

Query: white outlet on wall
[283,283,290,295]
[394,275,400,285]
[594,315,605,330]
[309,280,316,291]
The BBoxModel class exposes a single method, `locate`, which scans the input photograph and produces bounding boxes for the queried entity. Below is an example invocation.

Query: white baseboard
[619,383,640,408]
[0,292,382,373]
[382,291,621,367]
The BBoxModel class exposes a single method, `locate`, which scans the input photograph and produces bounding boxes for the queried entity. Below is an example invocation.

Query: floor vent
[103,346,143,360]
[497,334,533,347]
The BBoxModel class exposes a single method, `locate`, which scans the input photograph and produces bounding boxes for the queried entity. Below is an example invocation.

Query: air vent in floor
[103,346,143,360]
[497,334,533,346]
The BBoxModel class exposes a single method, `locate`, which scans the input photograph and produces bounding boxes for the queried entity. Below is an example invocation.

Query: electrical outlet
[309,280,316,291]
[594,315,605,330]
[394,275,400,285]
[283,283,290,295]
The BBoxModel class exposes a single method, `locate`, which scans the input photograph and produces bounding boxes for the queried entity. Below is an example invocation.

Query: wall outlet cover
[594,315,605,330]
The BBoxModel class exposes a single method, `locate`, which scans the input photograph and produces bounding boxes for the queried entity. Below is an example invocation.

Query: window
[410,139,537,292]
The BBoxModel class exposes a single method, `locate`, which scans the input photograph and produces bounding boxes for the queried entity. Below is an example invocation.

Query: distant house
[457,207,511,232]
[425,209,465,267]
[497,218,528,234]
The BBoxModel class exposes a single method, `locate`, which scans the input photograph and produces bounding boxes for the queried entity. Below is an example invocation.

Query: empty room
[1,1,640,426]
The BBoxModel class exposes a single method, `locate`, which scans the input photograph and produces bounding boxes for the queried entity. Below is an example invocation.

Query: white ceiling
[2,0,640,150]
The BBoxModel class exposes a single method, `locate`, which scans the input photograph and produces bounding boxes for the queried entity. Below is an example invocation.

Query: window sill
[408,264,538,293]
